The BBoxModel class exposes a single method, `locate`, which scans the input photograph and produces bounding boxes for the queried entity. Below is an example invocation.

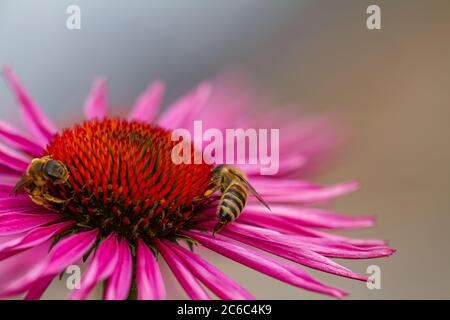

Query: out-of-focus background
[1,0,449,299]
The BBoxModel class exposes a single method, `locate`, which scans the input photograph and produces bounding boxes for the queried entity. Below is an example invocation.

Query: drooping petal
[235,212,387,248]
[0,220,73,253]
[136,239,165,300]
[70,233,120,300]
[0,120,43,156]
[43,229,99,276]
[250,177,328,194]
[158,82,211,129]
[212,223,392,277]
[2,67,57,145]
[228,220,392,258]
[201,221,366,280]
[243,204,375,230]
[185,230,346,298]
[253,180,360,204]
[167,240,254,300]
[0,240,52,298]
[24,275,53,300]
[0,143,30,172]
[0,250,20,261]
[104,238,132,300]
[127,81,165,123]
[0,212,62,236]
[84,78,108,120]
[155,240,211,300]
[238,155,307,177]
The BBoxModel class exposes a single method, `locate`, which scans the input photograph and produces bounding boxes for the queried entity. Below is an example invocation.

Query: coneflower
[0,68,394,300]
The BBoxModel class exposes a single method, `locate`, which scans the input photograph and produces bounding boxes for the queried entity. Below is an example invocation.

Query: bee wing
[229,171,271,211]
[11,174,33,195]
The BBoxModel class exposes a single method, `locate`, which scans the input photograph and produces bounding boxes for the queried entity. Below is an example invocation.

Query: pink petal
[237,212,387,247]
[24,275,53,300]
[84,78,108,120]
[0,194,38,207]
[0,192,37,208]
[104,238,132,300]
[254,114,344,177]
[0,220,73,253]
[238,155,307,177]
[0,250,21,261]
[136,239,165,300]
[0,240,52,297]
[230,219,392,258]
[250,177,326,193]
[0,212,62,236]
[127,81,165,123]
[0,142,30,172]
[3,67,57,145]
[70,233,120,300]
[0,120,43,156]
[0,163,21,175]
[285,118,344,177]
[166,240,254,300]
[0,174,23,187]
[243,204,375,230]
[0,200,39,214]
[43,229,99,276]
[212,222,392,278]
[155,240,211,300]
[193,74,253,130]
[185,230,346,298]
[255,180,360,204]
[158,82,211,129]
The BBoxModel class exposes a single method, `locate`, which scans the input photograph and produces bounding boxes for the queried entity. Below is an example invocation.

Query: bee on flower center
[12,156,70,209]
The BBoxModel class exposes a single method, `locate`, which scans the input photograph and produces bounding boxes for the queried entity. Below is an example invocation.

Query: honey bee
[12,156,70,209]
[207,165,270,234]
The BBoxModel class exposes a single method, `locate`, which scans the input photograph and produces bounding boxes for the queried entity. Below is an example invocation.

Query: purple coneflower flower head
[0,68,394,299]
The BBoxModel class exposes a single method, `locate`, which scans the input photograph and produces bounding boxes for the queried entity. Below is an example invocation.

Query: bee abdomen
[218,183,247,222]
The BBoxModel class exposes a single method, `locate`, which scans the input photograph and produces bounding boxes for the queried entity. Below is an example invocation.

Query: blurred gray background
[1,0,449,299]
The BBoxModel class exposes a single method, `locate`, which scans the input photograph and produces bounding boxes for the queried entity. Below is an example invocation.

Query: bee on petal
[206,165,270,234]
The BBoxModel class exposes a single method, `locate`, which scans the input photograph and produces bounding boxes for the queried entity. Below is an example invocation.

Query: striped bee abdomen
[218,183,248,222]
[211,164,269,234]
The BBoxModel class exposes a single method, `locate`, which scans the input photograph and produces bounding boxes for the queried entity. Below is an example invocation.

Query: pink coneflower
[0,68,394,300]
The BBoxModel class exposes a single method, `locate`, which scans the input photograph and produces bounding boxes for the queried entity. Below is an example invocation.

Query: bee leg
[30,194,47,207]
[200,175,223,199]
[192,179,222,202]
[27,186,48,207]
[41,192,67,204]
[40,186,71,210]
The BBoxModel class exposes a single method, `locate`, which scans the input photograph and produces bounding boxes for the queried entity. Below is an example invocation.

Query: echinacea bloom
[0,67,394,300]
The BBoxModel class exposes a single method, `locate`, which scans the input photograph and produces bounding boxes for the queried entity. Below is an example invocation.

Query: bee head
[44,160,69,182]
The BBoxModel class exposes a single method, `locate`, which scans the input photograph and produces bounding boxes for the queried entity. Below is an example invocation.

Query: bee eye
[45,160,63,178]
